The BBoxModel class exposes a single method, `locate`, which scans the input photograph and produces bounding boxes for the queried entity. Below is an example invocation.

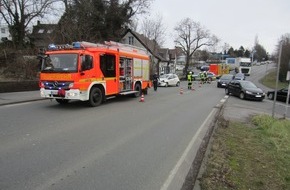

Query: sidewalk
[0,90,44,106]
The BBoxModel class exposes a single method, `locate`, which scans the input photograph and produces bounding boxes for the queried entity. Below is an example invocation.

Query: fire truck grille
[43,81,72,90]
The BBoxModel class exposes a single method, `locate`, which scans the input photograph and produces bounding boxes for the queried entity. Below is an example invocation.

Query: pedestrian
[153,72,159,91]
[187,71,193,89]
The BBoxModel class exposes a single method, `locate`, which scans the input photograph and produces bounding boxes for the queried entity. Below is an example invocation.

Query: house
[29,21,58,49]
[158,47,185,74]
[0,24,12,42]
[120,29,184,75]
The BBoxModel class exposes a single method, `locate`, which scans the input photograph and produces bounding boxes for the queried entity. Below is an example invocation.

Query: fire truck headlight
[69,83,74,88]
[67,92,77,97]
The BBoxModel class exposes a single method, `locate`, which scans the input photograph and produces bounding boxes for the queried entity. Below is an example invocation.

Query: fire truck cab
[39,41,151,107]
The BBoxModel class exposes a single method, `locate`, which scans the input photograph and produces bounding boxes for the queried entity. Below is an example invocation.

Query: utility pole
[284,63,290,118]
[272,41,283,118]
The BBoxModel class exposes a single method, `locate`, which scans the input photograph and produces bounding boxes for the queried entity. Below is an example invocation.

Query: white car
[158,73,180,87]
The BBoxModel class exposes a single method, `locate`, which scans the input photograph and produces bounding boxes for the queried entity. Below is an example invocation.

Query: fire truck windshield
[42,54,78,73]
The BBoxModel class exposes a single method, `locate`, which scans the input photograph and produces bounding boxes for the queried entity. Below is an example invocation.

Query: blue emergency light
[48,44,57,50]
[72,42,81,48]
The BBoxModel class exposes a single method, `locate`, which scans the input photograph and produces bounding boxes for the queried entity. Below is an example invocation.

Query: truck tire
[88,87,103,107]
[133,83,141,97]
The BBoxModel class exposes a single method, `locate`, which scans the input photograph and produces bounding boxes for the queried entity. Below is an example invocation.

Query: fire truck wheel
[56,99,70,104]
[88,87,103,107]
[133,83,141,97]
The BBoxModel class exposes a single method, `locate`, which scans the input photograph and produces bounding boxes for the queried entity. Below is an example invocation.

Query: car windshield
[240,81,257,88]
[41,54,78,73]
[160,74,171,79]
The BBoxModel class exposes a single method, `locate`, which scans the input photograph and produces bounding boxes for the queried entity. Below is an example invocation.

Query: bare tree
[139,14,166,75]
[0,0,62,48]
[174,18,219,74]
[140,14,166,47]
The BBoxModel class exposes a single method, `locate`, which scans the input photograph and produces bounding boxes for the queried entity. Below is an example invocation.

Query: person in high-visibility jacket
[199,72,204,84]
[187,71,193,89]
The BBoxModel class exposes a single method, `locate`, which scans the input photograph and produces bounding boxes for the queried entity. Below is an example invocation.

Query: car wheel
[176,81,180,87]
[165,82,168,87]
[217,83,220,88]
[268,93,274,100]
[56,99,69,104]
[225,88,229,95]
[239,92,245,99]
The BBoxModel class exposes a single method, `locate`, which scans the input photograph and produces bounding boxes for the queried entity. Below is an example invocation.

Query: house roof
[29,21,58,47]
[121,29,166,62]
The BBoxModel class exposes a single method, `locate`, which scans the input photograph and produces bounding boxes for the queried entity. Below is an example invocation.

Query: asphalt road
[0,80,225,190]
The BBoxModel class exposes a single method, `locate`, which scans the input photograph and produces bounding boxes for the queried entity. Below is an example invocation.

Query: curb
[161,96,228,190]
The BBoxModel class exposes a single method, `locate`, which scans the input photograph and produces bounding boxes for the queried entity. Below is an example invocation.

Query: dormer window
[38,29,44,33]
[128,36,134,45]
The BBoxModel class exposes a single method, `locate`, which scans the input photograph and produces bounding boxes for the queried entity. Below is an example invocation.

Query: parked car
[225,80,265,101]
[267,88,290,103]
[158,73,180,87]
[217,74,234,88]
[234,73,246,80]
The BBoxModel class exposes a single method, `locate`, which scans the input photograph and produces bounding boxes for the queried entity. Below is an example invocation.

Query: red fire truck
[39,41,151,106]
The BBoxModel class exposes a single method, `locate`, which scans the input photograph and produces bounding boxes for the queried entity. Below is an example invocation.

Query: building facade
[0,24,12,42]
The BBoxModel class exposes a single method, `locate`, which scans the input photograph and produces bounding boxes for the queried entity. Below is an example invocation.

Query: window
[128,36,134,45]
[47,29,53,34]
[38,29,44,33]
[81,55,93,71]
[1,28,5,34]
[100,54,116,77]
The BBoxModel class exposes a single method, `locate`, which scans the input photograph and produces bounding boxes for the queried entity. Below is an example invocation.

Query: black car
[217,74,234,88]
[267,88,290,103]
[225,80,265,101]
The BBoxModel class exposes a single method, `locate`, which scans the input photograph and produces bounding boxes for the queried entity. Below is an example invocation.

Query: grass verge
[200,115,290,190]
[260,69,288,89]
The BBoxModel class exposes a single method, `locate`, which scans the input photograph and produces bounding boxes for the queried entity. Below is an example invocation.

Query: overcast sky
[147,0,290,54]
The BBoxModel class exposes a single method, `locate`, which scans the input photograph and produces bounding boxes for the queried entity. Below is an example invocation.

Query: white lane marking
[160,108,216,190]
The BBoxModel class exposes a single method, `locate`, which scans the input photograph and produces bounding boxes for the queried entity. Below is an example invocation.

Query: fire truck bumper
[40,88,88,101]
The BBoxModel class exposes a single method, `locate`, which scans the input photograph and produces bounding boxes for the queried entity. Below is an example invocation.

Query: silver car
[158,74,180,87]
